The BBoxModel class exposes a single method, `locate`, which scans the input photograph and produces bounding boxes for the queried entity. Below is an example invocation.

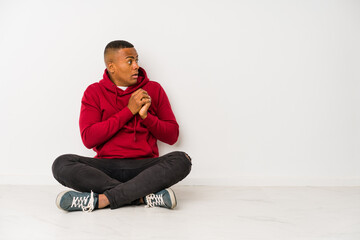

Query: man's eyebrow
[125,56,138,59]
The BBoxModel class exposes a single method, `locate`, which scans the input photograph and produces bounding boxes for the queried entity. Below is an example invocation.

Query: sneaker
[144,188,177,209]
[56,190,98,212]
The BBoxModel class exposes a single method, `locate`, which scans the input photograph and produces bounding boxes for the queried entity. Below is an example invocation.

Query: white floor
[0,185,359,240]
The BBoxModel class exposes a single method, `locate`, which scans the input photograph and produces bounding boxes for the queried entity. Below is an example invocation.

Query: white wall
[0,0,359,186]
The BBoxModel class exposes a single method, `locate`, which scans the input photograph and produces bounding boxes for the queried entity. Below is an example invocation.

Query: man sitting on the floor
[52,40,192,212]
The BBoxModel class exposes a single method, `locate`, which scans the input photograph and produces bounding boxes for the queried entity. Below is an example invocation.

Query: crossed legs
[52,151,192,210]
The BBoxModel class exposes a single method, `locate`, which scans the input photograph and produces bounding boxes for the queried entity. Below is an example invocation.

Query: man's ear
[107,62,115,73]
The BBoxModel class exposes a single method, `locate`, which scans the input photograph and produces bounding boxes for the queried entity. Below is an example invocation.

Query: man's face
[108,48,139,87]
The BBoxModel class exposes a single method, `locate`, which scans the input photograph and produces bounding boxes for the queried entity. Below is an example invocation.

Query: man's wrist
[127,106,137,115]
[140,113,148,120]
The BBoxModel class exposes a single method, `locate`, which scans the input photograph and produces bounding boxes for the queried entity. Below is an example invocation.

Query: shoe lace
[70,191,95,212]
[145,193,164,208]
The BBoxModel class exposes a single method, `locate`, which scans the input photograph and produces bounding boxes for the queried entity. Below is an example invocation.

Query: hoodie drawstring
[114,84,137,142]
[134,116,137,142]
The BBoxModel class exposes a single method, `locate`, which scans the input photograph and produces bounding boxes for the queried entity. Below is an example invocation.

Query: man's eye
[128,60,132,64]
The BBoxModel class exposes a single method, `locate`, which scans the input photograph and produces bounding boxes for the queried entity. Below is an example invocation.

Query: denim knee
[52,154,75,181]
[169,151,192,176]
[171,151,192,164]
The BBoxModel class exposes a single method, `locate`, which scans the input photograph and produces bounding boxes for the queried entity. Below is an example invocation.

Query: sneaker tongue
[81,191,98,212]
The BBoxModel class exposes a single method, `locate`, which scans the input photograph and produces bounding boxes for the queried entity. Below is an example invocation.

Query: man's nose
[133,62,139,70]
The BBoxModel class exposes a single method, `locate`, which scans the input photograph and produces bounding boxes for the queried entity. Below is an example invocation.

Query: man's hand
[127,89,151,115]
[139,101,151,119]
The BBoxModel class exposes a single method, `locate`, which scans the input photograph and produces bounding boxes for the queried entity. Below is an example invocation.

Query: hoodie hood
[100,67,149,96]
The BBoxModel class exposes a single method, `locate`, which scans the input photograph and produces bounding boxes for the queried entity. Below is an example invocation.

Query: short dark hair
[104,40,134,55]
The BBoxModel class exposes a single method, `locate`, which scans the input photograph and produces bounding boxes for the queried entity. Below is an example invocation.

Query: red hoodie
[79,67,179,159]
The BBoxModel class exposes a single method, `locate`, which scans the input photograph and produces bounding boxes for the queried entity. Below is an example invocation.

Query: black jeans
[52,151,192,209]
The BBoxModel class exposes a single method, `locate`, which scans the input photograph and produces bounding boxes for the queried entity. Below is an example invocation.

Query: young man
[52,40,192,212]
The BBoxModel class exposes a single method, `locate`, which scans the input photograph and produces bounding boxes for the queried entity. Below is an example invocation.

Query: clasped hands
[127,88,151,119]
